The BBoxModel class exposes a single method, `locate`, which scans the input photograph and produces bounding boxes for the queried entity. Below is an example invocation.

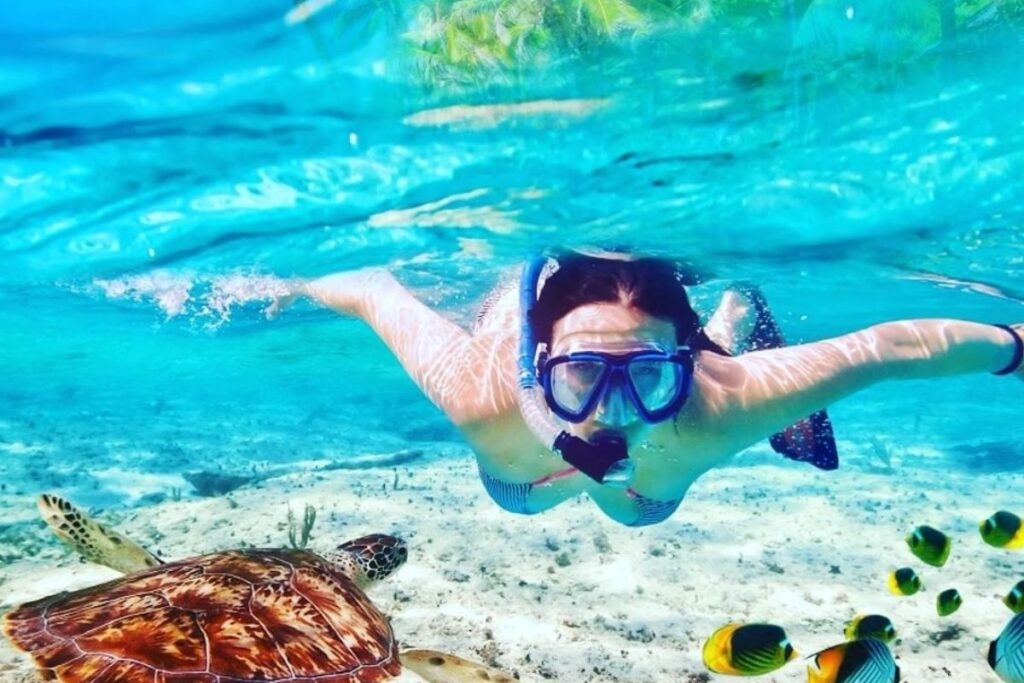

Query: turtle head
[331,533,408,590]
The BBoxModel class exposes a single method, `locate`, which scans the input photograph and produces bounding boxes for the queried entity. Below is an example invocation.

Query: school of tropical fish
[701,510,1024,682]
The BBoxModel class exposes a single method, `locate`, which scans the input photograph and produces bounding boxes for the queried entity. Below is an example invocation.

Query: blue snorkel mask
[517,255,696,487]
[538,347,694,425]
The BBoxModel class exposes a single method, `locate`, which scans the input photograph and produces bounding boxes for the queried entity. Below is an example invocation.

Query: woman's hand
[265,279,308,319]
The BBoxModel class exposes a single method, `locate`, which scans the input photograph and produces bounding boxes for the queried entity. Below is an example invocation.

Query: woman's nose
[593,380,637,427]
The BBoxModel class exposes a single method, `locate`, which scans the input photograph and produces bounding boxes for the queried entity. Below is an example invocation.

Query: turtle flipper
[400,649,517,683]
[37,494,162,574]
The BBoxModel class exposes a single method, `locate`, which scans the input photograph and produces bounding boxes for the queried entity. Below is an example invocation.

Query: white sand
[1,448,1020,682]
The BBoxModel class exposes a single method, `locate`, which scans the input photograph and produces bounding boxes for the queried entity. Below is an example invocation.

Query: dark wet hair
[530,253,729,355]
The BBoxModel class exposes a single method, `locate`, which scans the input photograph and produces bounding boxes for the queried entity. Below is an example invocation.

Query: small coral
[287,504,317,549]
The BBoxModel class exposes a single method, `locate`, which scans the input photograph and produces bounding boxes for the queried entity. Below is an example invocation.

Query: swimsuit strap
[532,466,578,486]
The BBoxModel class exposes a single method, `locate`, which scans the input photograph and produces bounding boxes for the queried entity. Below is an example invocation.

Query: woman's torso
[458,271,741,526]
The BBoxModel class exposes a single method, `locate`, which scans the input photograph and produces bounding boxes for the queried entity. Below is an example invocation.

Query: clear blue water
[2,5,1024,683]
[1,0,1023,512]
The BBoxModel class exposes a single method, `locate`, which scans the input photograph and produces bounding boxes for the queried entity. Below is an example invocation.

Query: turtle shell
[3,548,402,683]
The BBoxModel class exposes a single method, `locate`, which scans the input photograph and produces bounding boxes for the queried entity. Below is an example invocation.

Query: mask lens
[549,359,607,417]
[627,359,683,414]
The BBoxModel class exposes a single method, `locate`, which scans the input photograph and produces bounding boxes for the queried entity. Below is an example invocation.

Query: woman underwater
[269,252,1024,527]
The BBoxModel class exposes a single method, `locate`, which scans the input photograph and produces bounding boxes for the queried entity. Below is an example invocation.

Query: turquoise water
[1,0,1023,509]
[2,2,1024,679]
[0,0,1019,499]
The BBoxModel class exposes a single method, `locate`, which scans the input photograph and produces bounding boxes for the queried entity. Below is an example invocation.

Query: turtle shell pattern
[3,548,402,683]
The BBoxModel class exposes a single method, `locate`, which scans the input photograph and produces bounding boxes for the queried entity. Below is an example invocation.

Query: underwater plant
[404,0,706,87]
[290,0,797,89]
[288,0,1024,90]
[867,436,895,473]
[287,503,317,549]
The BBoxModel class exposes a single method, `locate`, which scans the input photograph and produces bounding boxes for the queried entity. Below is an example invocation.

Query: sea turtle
[3,494,515,683]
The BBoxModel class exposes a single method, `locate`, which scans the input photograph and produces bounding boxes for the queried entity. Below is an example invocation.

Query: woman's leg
[705,282,839,470]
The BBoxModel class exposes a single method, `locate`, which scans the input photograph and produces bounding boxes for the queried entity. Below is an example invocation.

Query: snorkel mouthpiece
[553,430,634,487]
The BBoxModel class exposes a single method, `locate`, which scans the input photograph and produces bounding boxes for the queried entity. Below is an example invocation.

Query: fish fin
[37,494,161,574]
[399,649,516,683]
[806,644,843,683]
[702,624,740,674]
[806,667,828,683]
[1006,528,1024,550]
[844,615,861,641]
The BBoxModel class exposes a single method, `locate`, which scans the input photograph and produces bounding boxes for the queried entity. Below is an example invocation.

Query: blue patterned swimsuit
[478,465,683,527]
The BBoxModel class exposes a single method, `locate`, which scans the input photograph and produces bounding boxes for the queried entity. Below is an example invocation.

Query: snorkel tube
[517,257,635,487]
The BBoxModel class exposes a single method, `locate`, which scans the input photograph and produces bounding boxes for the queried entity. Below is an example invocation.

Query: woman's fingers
[265,288,301,319]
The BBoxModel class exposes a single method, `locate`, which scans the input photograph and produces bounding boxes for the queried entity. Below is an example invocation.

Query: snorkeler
[268,252,1024,527]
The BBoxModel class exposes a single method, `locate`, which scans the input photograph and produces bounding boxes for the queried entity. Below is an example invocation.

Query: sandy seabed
[1,443,1021,683]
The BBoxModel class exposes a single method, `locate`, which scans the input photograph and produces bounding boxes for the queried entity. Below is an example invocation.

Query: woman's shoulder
[686,350,748,427]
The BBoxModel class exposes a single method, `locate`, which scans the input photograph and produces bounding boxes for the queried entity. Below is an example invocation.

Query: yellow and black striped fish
[887,567,922,596]
[844,614,897,643]
[982,511,1024,550]
[989,612,1024,683]
[1004,580,1024,614]
[702,623,797,675]
[808,638,900,683]
[906,525,951,567]
[936,588,963,617]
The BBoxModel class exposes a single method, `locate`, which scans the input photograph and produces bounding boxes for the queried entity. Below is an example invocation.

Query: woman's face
[550,302,677,443]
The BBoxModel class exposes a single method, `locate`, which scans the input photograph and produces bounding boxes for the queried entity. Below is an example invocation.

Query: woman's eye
[568,365,601,382]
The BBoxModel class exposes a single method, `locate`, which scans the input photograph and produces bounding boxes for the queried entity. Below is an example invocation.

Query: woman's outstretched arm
[705,320,1022,451]
[270,269,518,425]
